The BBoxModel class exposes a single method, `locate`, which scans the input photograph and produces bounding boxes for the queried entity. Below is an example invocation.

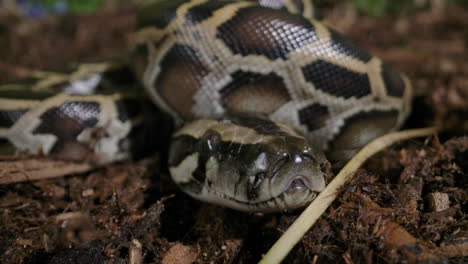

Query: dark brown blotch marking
[329,29,372,63]
[155,44,209,120]
[330,110,399,152]
[185,1,228,25]
[302,59,371,99]
[192,160,207,183]
[115,99,142,122]
[291,0,305,13]
[381,63,406,98]
[216,6,318,60]
[131,43,152,83]
[169,133,212,184]
[169,135,198,167]
[298,103,329,131]
[125,104,170,160]
[0,109,27,128]
[102,66,140,88]
[193,129,223,183]
[289,0,319,18]
[48,141,95,161]
[33,102,100,157]
[34,102,99,138]
[222,113,289,137]
[220,71,291,115]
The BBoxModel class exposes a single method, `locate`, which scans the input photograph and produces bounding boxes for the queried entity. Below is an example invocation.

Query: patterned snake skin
[0,0,412,212]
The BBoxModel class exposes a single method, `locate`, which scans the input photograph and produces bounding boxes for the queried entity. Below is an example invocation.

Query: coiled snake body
[0,0,412,212]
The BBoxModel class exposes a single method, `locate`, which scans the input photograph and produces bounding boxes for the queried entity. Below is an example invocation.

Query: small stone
[162,243,199,264]
[427,192,450,212]
[82,188,95,197]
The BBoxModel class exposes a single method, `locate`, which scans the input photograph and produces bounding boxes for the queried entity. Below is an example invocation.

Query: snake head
[169,117,328,213]
[261,136,328,212]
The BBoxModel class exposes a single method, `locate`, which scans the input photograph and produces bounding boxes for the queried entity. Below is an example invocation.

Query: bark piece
[358,194,446,264]
[427,192,450,212]
[0,158,93,184]
[162,243,199,264]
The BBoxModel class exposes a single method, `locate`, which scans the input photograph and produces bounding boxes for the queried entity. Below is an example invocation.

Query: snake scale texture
[0,0,412,212]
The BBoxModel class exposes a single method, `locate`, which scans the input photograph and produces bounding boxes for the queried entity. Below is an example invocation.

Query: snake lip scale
[0,0,411,213]
[182,172,321,213]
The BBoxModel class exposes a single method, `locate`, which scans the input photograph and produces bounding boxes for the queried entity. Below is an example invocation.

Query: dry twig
[259,127,438,264]
[0,158,93,184]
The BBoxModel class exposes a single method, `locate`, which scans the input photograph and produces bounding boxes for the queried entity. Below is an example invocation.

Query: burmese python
[0,0,412,212]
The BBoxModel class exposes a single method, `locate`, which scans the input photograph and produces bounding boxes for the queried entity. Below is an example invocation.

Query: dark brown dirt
[0,3,467,264]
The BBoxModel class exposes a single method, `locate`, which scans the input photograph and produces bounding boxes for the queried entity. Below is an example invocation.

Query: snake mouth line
[285,175,312,191]
[203,186,319,211]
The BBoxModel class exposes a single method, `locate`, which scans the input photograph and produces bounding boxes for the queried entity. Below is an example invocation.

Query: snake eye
[200,129,221,156]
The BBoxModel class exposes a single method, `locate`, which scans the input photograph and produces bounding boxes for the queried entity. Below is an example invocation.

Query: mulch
[0,3,466,264]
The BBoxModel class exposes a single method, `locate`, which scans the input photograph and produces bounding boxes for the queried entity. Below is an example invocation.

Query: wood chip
[162,243,199,264]
[426,192,450,212]
[129,239,143,264]
[0,158,94,184]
